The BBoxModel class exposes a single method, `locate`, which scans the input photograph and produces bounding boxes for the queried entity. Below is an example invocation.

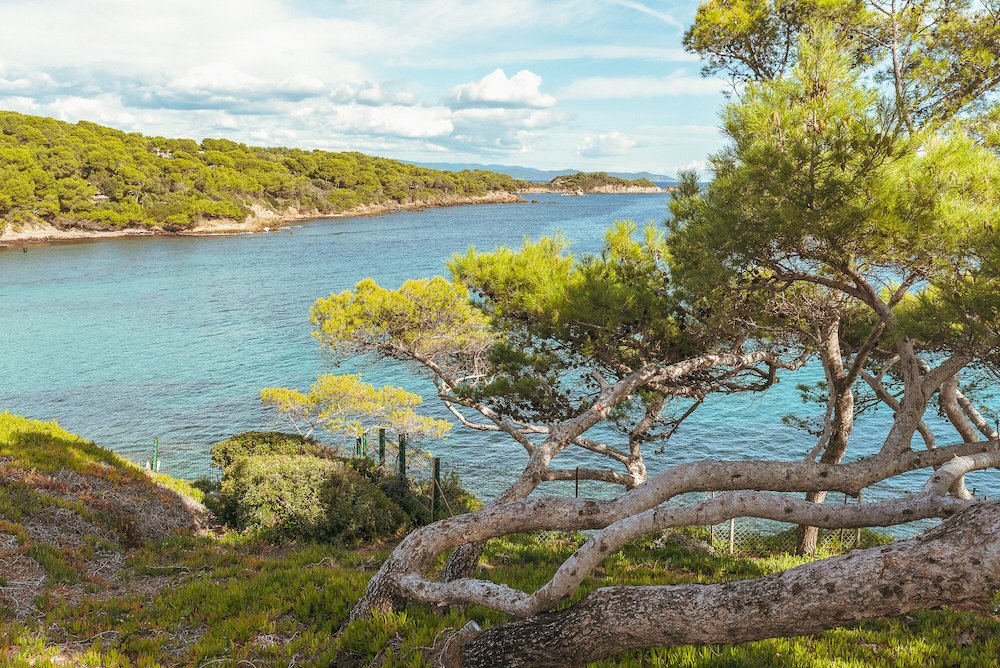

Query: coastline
[519,185,671,195]
[0,191,525,246]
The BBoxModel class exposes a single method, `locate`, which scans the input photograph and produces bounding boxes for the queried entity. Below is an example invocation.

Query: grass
[0,412,204,503]
[1,413,999,667]
[1,530,997,667]
[0,413,207,612]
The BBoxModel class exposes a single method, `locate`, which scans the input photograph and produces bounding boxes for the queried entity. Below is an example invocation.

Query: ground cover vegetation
[4,413,1000,667]
[0,111,526,232]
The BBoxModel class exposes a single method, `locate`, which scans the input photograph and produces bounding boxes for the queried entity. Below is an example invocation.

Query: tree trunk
[796,490,827,554]
[447,502,1000,667]
[352,468,542,618]
[798,354,854,555]
[441,541,487,581]
[440,469,544,581]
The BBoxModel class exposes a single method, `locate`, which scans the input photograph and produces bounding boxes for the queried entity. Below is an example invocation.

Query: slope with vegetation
[2,415,999,666]
[0,111,527,239]
[0,412,208,620]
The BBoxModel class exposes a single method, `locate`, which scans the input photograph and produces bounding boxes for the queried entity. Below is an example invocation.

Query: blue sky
[0,0,729,174]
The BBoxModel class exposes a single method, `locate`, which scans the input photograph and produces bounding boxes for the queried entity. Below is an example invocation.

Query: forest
[0,111,526,231]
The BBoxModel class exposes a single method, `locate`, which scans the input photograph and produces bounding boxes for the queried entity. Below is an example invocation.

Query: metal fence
[435,462,897,556]
[699,491,874,555]
[351,430,472,524]
[147,431,897,555]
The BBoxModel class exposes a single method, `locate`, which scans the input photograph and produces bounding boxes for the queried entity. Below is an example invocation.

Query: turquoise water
[0,193,992,509]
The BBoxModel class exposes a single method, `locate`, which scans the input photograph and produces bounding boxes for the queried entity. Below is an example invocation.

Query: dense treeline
[549,171,658,191]
[0,111,527,231]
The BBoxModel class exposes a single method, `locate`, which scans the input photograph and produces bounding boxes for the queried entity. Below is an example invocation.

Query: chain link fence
[442,463,898,556]
[144,432,898,555]
[700,492,891,555]
[350,430,477,525]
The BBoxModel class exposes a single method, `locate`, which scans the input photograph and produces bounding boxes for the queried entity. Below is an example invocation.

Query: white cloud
[0,64,60,96]
[280,74,328,97]
[452,69,556,108]
[332,82,418,106]
[453,107,567,128]
[578,131,637,157]
[448,107,569,153]
[0,1,375,83]
[168,63,265,96]
[126,64,329,110]
[0,96,41,114]
[49,95,138,128]
[561,73,725,99]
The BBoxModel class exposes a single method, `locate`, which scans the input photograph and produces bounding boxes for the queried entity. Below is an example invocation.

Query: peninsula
[0,111,528,244]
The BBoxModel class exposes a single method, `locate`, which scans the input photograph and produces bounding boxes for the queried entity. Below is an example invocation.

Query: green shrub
[221,455,408,543]
[210,431,329,470]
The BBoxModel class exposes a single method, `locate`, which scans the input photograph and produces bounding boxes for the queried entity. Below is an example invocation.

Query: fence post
[855,490,863,548]
[840,493,848,546]
[431,457,441,521]
[398,433,407,479]
[708,491,716,546]
[379,428,386,466]
[575,467,579,498]
[729,518,735,555]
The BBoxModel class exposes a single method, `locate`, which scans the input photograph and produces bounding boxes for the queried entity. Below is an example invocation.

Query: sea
[1,192,994,518]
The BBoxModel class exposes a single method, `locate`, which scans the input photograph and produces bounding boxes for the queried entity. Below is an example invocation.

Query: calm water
[0,192,993,512]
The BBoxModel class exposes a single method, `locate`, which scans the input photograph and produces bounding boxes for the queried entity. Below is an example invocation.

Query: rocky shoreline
[520,184,672,195]
[0,191,525,246]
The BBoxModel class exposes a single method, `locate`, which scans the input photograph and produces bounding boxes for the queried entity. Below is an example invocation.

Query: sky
[0,0,730,175]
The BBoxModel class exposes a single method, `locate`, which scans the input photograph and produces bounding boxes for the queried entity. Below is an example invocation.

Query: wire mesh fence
[145,430,901,555]
[433,461,899,556]
[350,430,474,525]
[700,492,891,555]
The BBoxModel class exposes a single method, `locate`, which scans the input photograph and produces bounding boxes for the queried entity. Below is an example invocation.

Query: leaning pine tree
[685,0,1000,553]
[302,24,999,668]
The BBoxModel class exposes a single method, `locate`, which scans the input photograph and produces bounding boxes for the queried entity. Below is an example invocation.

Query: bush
[221,455,409,543]
[210,431,329,470]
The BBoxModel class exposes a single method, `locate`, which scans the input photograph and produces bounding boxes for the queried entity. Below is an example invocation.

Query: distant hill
[544,172,666,194]
[412,161,678,185]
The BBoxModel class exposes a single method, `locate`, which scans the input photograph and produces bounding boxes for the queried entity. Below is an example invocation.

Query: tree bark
[798,323,855,555]
[450,502,1000,667]
[441,474,539,582]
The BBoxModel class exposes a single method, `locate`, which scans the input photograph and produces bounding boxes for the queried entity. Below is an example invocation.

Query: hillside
[544,171,666,194]
[0,111,527,239]
[0,412,208,619]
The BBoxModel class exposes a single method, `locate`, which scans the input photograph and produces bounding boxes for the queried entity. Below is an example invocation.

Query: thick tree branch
[454,502,1000,667]
[402,452,1000,617]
